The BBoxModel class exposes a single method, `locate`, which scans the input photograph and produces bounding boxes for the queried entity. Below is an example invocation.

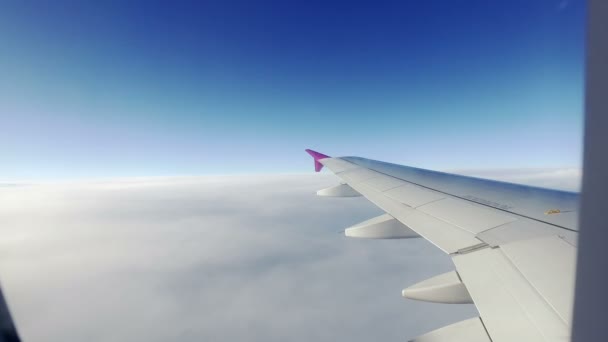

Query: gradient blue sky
[0,0,585,180]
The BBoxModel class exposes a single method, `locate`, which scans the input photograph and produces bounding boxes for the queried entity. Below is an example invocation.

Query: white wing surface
[305,149,578,342]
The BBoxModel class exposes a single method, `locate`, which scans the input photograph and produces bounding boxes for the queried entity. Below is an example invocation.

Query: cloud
[0,168,578,341]
[0,175,474,342]
[450,167,581,192]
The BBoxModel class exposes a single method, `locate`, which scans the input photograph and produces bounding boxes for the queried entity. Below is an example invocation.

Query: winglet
[305,149,330,172]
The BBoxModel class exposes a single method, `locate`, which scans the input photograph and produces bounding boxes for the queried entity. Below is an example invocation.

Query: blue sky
[0,0,585,180]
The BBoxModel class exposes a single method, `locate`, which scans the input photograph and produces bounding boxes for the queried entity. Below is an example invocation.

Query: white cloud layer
[0,175,475,342]
[0,169,579,341]
[451,167,581,192]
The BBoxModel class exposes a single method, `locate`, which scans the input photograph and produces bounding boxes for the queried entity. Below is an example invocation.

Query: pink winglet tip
[305,149,330,172]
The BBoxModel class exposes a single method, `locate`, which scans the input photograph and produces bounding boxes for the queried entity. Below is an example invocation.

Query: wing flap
[500,235,577,324]
[349,182,483,254]
[453,247,570,342]
[477,219,563,246]
[417,198,518,234]
[398,211,485,254]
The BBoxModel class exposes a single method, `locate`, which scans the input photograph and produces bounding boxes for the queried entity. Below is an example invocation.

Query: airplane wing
[306,149,578,342]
